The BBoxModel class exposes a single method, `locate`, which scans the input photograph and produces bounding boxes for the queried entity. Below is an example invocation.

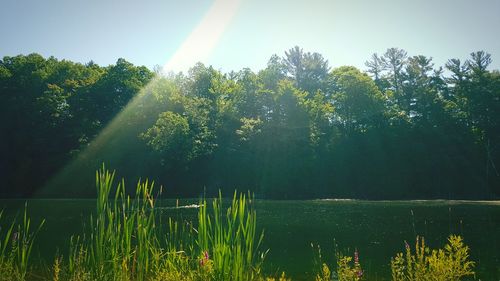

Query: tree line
[0,47,499,199]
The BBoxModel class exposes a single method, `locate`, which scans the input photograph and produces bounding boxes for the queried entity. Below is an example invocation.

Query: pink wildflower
[200,250,209,267]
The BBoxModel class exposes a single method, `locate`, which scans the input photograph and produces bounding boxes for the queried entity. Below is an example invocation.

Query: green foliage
[330,66,385,134]
[141,111,190,162]
[391,236,475,281]
[263,272,291,281]
[313,242,363,281]
[43,166,267,281]
[197,191,266,281]
[236,117,263,142]
[65,165,164,281]
[315,262,331,281]
[0,206,44,281]
[1,48,500,199]
[0,54,153,197]
[283,46,330,93]
[335,254,363,281]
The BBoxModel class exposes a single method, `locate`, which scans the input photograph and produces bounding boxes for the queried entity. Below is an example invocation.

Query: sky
[1,0,500,73]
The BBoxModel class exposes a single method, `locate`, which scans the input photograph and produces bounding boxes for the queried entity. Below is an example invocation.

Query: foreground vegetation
[0,168,479,280]
[1,47,499,198]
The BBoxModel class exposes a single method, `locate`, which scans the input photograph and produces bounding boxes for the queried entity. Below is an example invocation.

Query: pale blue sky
[1,0,500,72]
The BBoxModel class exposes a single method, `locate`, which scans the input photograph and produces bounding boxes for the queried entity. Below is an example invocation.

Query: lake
[1,199,499,280]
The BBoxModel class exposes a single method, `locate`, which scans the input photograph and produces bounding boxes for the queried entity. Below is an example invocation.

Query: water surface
[1,199,499,280]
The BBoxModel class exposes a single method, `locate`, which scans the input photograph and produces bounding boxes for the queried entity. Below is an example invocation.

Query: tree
[330,66,385,135]
[401,55,435,120]
[381,48,408,97]
[259,54,286,92]
[1,49,499,198]
[141,111,190,164]
[283,46,330,94]
[365,53,390,91]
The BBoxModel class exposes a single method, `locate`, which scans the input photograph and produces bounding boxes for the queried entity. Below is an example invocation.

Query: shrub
[313,243,363,281]
[391,235,474,281]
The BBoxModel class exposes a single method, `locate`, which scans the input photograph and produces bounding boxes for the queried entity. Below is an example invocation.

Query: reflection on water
[0,199,499,280]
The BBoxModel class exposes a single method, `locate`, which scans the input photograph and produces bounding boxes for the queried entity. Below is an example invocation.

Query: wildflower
[200,250,209,266]
[404,240,410,251]
[354,249,363,279]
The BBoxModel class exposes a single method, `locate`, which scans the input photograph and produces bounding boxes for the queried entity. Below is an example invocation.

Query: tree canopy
[1,47,499,199]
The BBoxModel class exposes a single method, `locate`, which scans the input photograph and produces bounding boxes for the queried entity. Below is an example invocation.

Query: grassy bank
[0,167,477,280]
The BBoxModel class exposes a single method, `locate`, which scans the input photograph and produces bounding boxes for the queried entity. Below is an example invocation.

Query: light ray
[164,0,241,73]
[38,0,242,196]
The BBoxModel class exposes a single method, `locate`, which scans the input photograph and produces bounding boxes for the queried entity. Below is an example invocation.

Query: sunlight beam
[163,0,241,73]
[38,0,242,196]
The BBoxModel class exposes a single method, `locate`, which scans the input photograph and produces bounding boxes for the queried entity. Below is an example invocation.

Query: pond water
[1,199,499,280]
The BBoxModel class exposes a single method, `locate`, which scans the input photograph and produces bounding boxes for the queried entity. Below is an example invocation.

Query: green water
[1,199,499,280]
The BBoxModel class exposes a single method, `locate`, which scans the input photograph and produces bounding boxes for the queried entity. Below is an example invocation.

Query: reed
[0,205,44,281]
[197,191,266,280]
[68,165,161,280]
[64,166,267,281]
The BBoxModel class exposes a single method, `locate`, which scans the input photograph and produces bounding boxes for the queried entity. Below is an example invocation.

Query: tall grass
[67,165,161,281]
[0,205,44,281]
[63,165,267,281]
[197,191,266,280]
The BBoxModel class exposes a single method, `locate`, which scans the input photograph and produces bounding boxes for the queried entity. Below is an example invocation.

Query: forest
[0,47,499,199]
